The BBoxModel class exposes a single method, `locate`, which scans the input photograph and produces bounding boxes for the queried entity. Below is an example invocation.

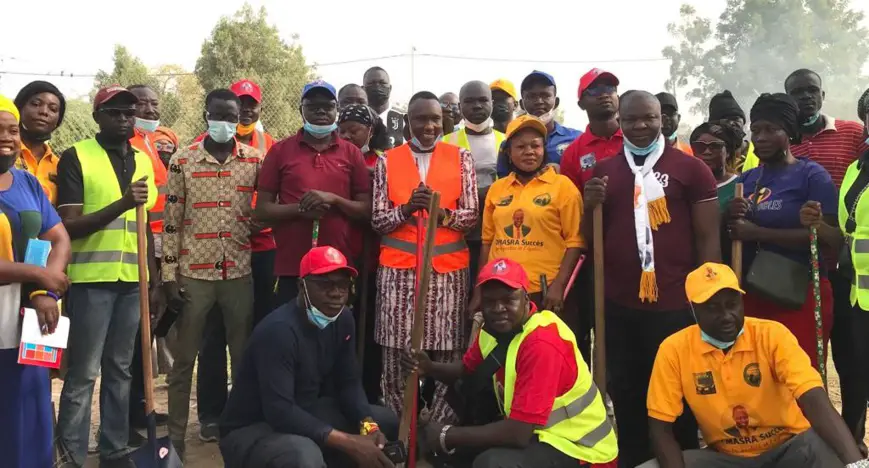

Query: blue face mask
[864,135,869,146]
[409,126,442,152]
[667,130,678,143]
[802,112,821,127]
[302,280,341,329]
[303,120,338,139]
[207,120,236,144]
[691,303,744,350]
[134,117,160,134]
[624,134,663,156]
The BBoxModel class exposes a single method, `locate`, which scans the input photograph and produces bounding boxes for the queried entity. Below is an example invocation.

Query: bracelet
[360,420,380,436]
[439,424,455,455]
[29,290,59,301]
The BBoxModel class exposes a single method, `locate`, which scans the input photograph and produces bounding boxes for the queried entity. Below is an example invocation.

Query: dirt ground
[52,356,866,468]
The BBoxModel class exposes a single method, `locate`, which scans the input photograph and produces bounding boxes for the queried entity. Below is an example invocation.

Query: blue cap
[521,70,557,93]
[302,80,337,100]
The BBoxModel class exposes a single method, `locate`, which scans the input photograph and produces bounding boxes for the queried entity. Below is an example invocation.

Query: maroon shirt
[259,130,371,277]
[593,146,717,311]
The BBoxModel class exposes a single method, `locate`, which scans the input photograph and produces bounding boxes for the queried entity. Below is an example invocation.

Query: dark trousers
[219,400,398,468]
[456,441,587,468]
[252,249,277,326]
[196,306,228,425]
[355,267,382,403]
[829,270,867,445]
[606,301,699,468]
[275,276,301,309]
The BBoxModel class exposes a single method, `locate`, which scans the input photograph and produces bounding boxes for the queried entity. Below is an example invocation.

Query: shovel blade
[130,435,183,468]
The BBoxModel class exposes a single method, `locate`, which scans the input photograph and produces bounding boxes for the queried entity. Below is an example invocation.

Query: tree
[663,0,869,121]
[51,98,98,153]
[94,45,159,93]
[195,3,316,138]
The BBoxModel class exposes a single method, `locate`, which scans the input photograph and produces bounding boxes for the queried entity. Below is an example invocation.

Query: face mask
[207,120,236,143]
[690,303,744,350]
[465,118,493,133]
[409,125,441,152]
[20,124,52,143]
[302,280,342,329]
[134,117,160,134]
[236,121,257,137]
[303,118,338,139]
[667,130,678,143]
[864,135,869,146]
[535,109,556,124]
[624,133,663,156]
[802,112,821,127]
[0,155,15,174]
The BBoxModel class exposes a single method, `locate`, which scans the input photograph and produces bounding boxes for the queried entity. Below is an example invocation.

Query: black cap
[655,92,679,112]
[14,81,66,127]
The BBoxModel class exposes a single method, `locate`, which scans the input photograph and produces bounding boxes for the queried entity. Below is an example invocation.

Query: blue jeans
[57,283,140,466]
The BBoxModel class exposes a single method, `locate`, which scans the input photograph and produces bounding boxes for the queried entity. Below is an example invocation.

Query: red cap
[231,79,262,103]
[300,246,358,278]
[93,85,137,111]
[476,258,530,290]
[578,68,619,98]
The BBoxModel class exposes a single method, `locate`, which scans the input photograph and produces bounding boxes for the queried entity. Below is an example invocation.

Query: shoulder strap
[463,338,511,395]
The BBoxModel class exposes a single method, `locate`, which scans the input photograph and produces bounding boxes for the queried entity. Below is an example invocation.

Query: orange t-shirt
[647,317,821,457]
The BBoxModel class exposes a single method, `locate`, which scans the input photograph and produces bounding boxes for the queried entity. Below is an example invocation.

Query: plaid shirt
[162,140,263,282]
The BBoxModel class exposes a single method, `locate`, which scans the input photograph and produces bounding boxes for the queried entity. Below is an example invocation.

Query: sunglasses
[99,107,136,118]
[582,84,617,98]
[691,141,727,153]
[305,276,353,292]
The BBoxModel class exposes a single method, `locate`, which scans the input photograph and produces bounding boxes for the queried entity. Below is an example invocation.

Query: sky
[4,0,869,129]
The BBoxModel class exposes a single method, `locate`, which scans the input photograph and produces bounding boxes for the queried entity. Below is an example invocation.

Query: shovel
[130,204,183,468]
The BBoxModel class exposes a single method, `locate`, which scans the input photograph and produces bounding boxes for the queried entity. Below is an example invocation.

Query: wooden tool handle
[592,205,606,396]
[135,205,156,414]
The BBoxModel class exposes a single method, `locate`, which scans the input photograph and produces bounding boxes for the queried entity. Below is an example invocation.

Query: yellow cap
[685,262,745,304]
[505,114,548,141]
[490,79,518,101]
[0,95,20,123]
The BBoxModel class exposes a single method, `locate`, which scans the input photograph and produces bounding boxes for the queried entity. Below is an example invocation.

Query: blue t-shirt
[738,158,837,269]
[0,169,62,349]
[497,121,582,177]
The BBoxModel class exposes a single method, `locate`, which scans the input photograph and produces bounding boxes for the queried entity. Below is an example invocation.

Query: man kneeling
[408,258,618,467]
[219,246,398,468]
[640,263,867,468]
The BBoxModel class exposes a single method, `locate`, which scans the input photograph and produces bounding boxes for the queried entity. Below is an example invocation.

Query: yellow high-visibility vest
[478,310,618,464]
[67,138,156,283]
[839,160,869,309]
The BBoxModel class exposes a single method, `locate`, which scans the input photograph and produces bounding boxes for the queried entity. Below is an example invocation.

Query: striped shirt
[791,116,866,187]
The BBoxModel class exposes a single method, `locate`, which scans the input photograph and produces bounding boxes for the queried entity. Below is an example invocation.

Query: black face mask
[0,154,16,174]
[492,104,512,122]
[20,124,52,143]
[366,86,390,104]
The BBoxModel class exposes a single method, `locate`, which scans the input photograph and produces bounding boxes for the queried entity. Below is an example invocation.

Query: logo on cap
[705,266,718,281]
[241,82,253,92]
[325,247,341,264]
[589,68,601,76]
[492,260,508,274]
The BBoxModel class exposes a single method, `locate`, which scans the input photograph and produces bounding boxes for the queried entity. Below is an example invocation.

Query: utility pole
[410,46,417,94]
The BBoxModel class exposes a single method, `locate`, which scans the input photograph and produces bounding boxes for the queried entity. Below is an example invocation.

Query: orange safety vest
[130,129,168,233]
[381,142,469,273]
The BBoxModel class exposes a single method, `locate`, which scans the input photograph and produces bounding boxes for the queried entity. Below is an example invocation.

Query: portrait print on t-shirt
[718,404,790,455]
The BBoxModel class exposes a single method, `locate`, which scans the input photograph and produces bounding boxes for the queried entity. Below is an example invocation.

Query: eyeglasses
[691,141,727,153]
[305,276,353,292]
[99,107,136,118]
[583,85,617,98]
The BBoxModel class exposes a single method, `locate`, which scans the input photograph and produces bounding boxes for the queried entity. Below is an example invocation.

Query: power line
[417,53,670,64]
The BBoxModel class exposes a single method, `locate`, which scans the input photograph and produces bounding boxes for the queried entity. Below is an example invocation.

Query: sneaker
[199,422,220,443]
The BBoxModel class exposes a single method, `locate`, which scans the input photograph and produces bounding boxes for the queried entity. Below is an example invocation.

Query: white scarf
[623,134,668,302]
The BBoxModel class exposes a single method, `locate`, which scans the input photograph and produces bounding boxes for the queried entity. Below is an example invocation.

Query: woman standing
[0,95,71,467]
[473,115,583,313]
[728,93,837,368]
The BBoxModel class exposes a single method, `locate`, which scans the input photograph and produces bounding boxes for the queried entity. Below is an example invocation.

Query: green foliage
[51,98,97,154]
[663,0,869,120]
[194,3,316,138]
[93,45,159,92]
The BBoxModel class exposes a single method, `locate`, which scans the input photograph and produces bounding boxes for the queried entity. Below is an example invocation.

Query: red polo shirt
[258,130,371,277]
[560,126,624,192]
[791,117,866,187]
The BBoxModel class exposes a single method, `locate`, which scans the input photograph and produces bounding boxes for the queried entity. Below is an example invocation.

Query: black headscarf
[749,93,801,144]
[690,120,745,156]
[338,104,374,127]
[709,90,745,122]
[14,81,66,127]
[857,88,869,123]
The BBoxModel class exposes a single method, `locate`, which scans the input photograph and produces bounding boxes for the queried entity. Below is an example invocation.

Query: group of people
[1,62,869,468]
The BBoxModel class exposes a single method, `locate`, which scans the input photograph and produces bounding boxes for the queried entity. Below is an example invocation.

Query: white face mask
[535,109,556,125]
[464,118,493,133]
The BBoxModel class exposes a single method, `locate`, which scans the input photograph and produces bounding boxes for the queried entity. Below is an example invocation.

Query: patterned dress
[372,146,478,421]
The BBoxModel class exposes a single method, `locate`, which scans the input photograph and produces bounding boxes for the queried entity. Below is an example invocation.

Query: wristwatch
[439,424,456,455]
[846,460,869,468]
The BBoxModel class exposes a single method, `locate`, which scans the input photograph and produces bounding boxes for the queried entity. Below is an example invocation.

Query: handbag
[743,169,810,310]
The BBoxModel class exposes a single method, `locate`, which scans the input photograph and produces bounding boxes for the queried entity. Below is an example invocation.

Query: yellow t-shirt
[647,317,822,458]
[16,143,60,205]
[482,167,583,293]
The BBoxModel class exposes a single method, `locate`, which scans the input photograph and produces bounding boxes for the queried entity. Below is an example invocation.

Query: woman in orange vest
[371,91,479,423]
